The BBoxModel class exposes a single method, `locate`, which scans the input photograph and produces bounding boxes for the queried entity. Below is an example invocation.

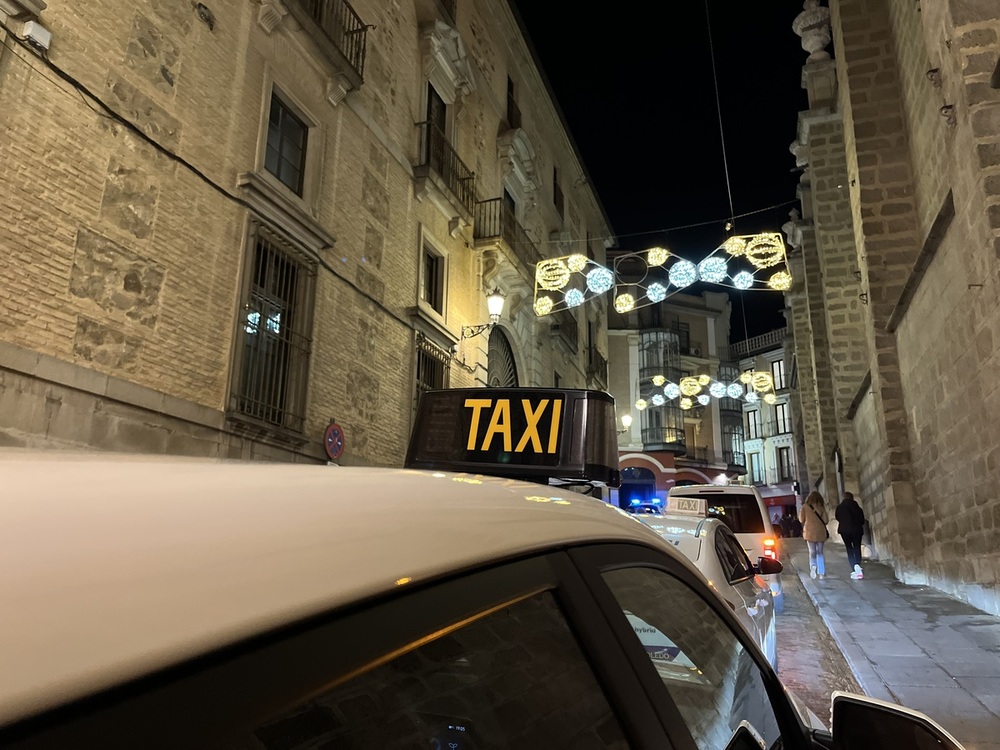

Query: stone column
[830,0,925,575]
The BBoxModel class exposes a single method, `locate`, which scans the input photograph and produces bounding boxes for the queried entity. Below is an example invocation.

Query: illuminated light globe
[722,236,747,256]
[635,398,648,411]
[763,392,778,405]
[664,382,681,399]
[669,260,698,288]
[697,394,711,406]
[614,293,636,313]
[651,394,666,406]
[709,381,727,399]
[679,377,702,397]
[698,256,729,283]
[679,397,694,410]
[733,271,755,290]
[586,266,614,294]
[564,288,585,308]
[745,391,760,404]
[745,234,785,269]
[767,270,793,291]
[567,254,589,272]
[533,296,554,316]
[726,383,744,399]
[647,246,670,266]
[740,371,754,384]
[536,259,571,290]
[697,374,712,386]
[652,375,666,387]
[751,371,774,392]
[647,282,668,303]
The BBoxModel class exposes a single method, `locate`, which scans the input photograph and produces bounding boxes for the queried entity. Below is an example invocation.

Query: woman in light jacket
[799,491,829,580]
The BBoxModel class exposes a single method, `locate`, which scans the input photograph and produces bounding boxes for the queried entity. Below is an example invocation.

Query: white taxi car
[669,483,785,612]
[638,512,779,668]
[0,388,966,750]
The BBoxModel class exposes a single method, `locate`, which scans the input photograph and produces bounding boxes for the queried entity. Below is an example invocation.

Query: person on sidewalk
[836,491,866,579]
[799,491,829,580]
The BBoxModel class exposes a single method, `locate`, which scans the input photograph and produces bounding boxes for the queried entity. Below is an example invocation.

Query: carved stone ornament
[789,140,809,169]
[0,0,47,19]
[257,0,287,34]
[497,128,538,194]
[792,0,832,62]
[420,20,475,103]
[326,74,352,107]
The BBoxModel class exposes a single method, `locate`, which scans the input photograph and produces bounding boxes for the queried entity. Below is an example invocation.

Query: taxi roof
[0,451,677,726]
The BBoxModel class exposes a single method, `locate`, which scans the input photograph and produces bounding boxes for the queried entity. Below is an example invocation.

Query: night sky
[508,1,810,340]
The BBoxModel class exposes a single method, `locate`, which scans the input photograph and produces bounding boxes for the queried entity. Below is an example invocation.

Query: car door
[716,526,776,666]
[0,553,674,749]
[569,543,811,750]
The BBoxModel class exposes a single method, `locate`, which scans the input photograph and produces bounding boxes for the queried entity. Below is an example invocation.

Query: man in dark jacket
[835,492,866,579]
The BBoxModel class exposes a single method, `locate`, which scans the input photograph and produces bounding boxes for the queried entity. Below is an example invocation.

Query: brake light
[763,537,778,560]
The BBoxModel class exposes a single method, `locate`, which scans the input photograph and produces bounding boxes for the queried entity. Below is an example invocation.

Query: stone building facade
[785,0,1000,613]
[0,0,613,465]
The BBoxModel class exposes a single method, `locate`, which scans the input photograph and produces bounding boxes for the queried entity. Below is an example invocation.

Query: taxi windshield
[677,493,765,534]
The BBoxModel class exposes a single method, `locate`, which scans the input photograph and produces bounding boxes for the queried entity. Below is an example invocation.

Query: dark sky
[509,1,810,340]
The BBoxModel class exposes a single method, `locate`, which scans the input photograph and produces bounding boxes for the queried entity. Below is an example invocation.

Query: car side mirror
[831,692,965,750]
[755,556,783,575]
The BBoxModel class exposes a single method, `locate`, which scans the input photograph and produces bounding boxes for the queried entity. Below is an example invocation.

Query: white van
[667,484,784,611]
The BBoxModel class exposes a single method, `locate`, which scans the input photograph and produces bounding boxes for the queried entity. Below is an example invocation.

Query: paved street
[775,547,860,727]
[782,538,1000,750]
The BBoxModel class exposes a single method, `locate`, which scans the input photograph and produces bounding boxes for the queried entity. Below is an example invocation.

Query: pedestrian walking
[799,491,829,580]
[836,491,866,579]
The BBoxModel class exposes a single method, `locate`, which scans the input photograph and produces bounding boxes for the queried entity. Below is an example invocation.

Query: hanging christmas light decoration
[726,383,744,399]
[564,288,585,308]
[745,392,760,404]
[679,397,694,410]
[651,394,666,406]
[767,270,793,291]
[664,382,681,399]
[733,270,755,290]
[567,254,589,272]
[698,256,729,283]
[614,293,636,313]
[636,398,648,410]
[763,393,778,405]
[587,266,614,293]
[709,381,728,399]
[652,375,667,387]
[679,376,703,396]
[536,259,571,290]
[534,296,554,315]
[647,246,670,266]
[697,394,712,406]
[722,236,747,256]
[647,282,668,303]
[669,260,698,288]
[743,233,787,269]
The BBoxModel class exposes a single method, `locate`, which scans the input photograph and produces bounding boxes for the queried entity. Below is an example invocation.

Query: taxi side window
[226,591,630,749]
[716,529,754,583]
[602,567,781,750]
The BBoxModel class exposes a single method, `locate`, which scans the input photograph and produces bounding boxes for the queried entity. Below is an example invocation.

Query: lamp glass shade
[621,414,633,429]
[486,289,506,321]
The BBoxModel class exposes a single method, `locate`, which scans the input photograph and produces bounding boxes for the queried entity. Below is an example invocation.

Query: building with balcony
[732,328,803,525]
[0,0,613,465]
[607,289,747,509]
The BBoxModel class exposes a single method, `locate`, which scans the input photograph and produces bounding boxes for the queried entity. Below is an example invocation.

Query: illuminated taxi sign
[664,496,707,517]
[405,388,620,486]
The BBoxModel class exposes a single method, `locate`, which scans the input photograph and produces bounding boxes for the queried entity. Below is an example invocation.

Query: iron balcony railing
[726,328,788,359]
[751,466,797,486]
[552,309,578,351]
[297,0,368,79]
[641,427,685,452]
[473,198,540,269]
[417,122,476,214]
[746,419,793,440]
[587,347,608,387]
[724,450,746,469]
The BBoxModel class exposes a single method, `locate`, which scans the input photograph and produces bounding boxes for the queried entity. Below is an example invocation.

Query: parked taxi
[0,388,965,749]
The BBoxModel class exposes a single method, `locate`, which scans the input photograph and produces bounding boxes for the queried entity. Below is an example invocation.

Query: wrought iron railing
[726,328,788,359]
[723,450,746,469]
[587,347,608,387]
[416,122,476,214]
[297,0,368,79]
[473,198,539,269]
[641,428,685,451]
[552,309,578,350]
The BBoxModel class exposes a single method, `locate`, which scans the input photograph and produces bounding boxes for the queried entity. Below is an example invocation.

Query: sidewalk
[783,538,1000,750]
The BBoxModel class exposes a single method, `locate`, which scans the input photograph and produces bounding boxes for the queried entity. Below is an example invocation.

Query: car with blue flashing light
[0,388,966,749]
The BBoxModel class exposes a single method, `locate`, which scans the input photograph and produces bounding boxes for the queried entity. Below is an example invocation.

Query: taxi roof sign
[405,388,620,487]
[663,496,707,517]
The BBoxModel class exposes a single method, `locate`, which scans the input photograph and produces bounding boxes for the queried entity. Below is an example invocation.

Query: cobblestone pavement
[775,551,861,728]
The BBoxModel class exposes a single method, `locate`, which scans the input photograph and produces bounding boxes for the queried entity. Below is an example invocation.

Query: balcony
[288,0,368,86]
[641,427,685,453]
[473,198,540,275]
[726,327,788,359]
[586,347,608,389]
[414,122,476,223]
[750,466,797,486]
[746,419,793,440]
[551,309,578,351]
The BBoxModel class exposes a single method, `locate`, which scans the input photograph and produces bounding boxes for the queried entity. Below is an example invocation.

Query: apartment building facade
[0,0,613,465]
[608,289,747,508]
[785,0,1000,613]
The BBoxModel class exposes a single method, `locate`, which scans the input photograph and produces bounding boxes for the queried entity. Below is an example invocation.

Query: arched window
[487,328,518,387]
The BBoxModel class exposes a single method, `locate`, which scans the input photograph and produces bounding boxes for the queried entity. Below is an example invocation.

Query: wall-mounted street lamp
[461,287,506,340]
[618,413,633,434]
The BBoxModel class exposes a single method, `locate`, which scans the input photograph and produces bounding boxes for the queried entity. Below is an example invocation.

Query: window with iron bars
[415,335,449,406]
[231,222,316,433]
